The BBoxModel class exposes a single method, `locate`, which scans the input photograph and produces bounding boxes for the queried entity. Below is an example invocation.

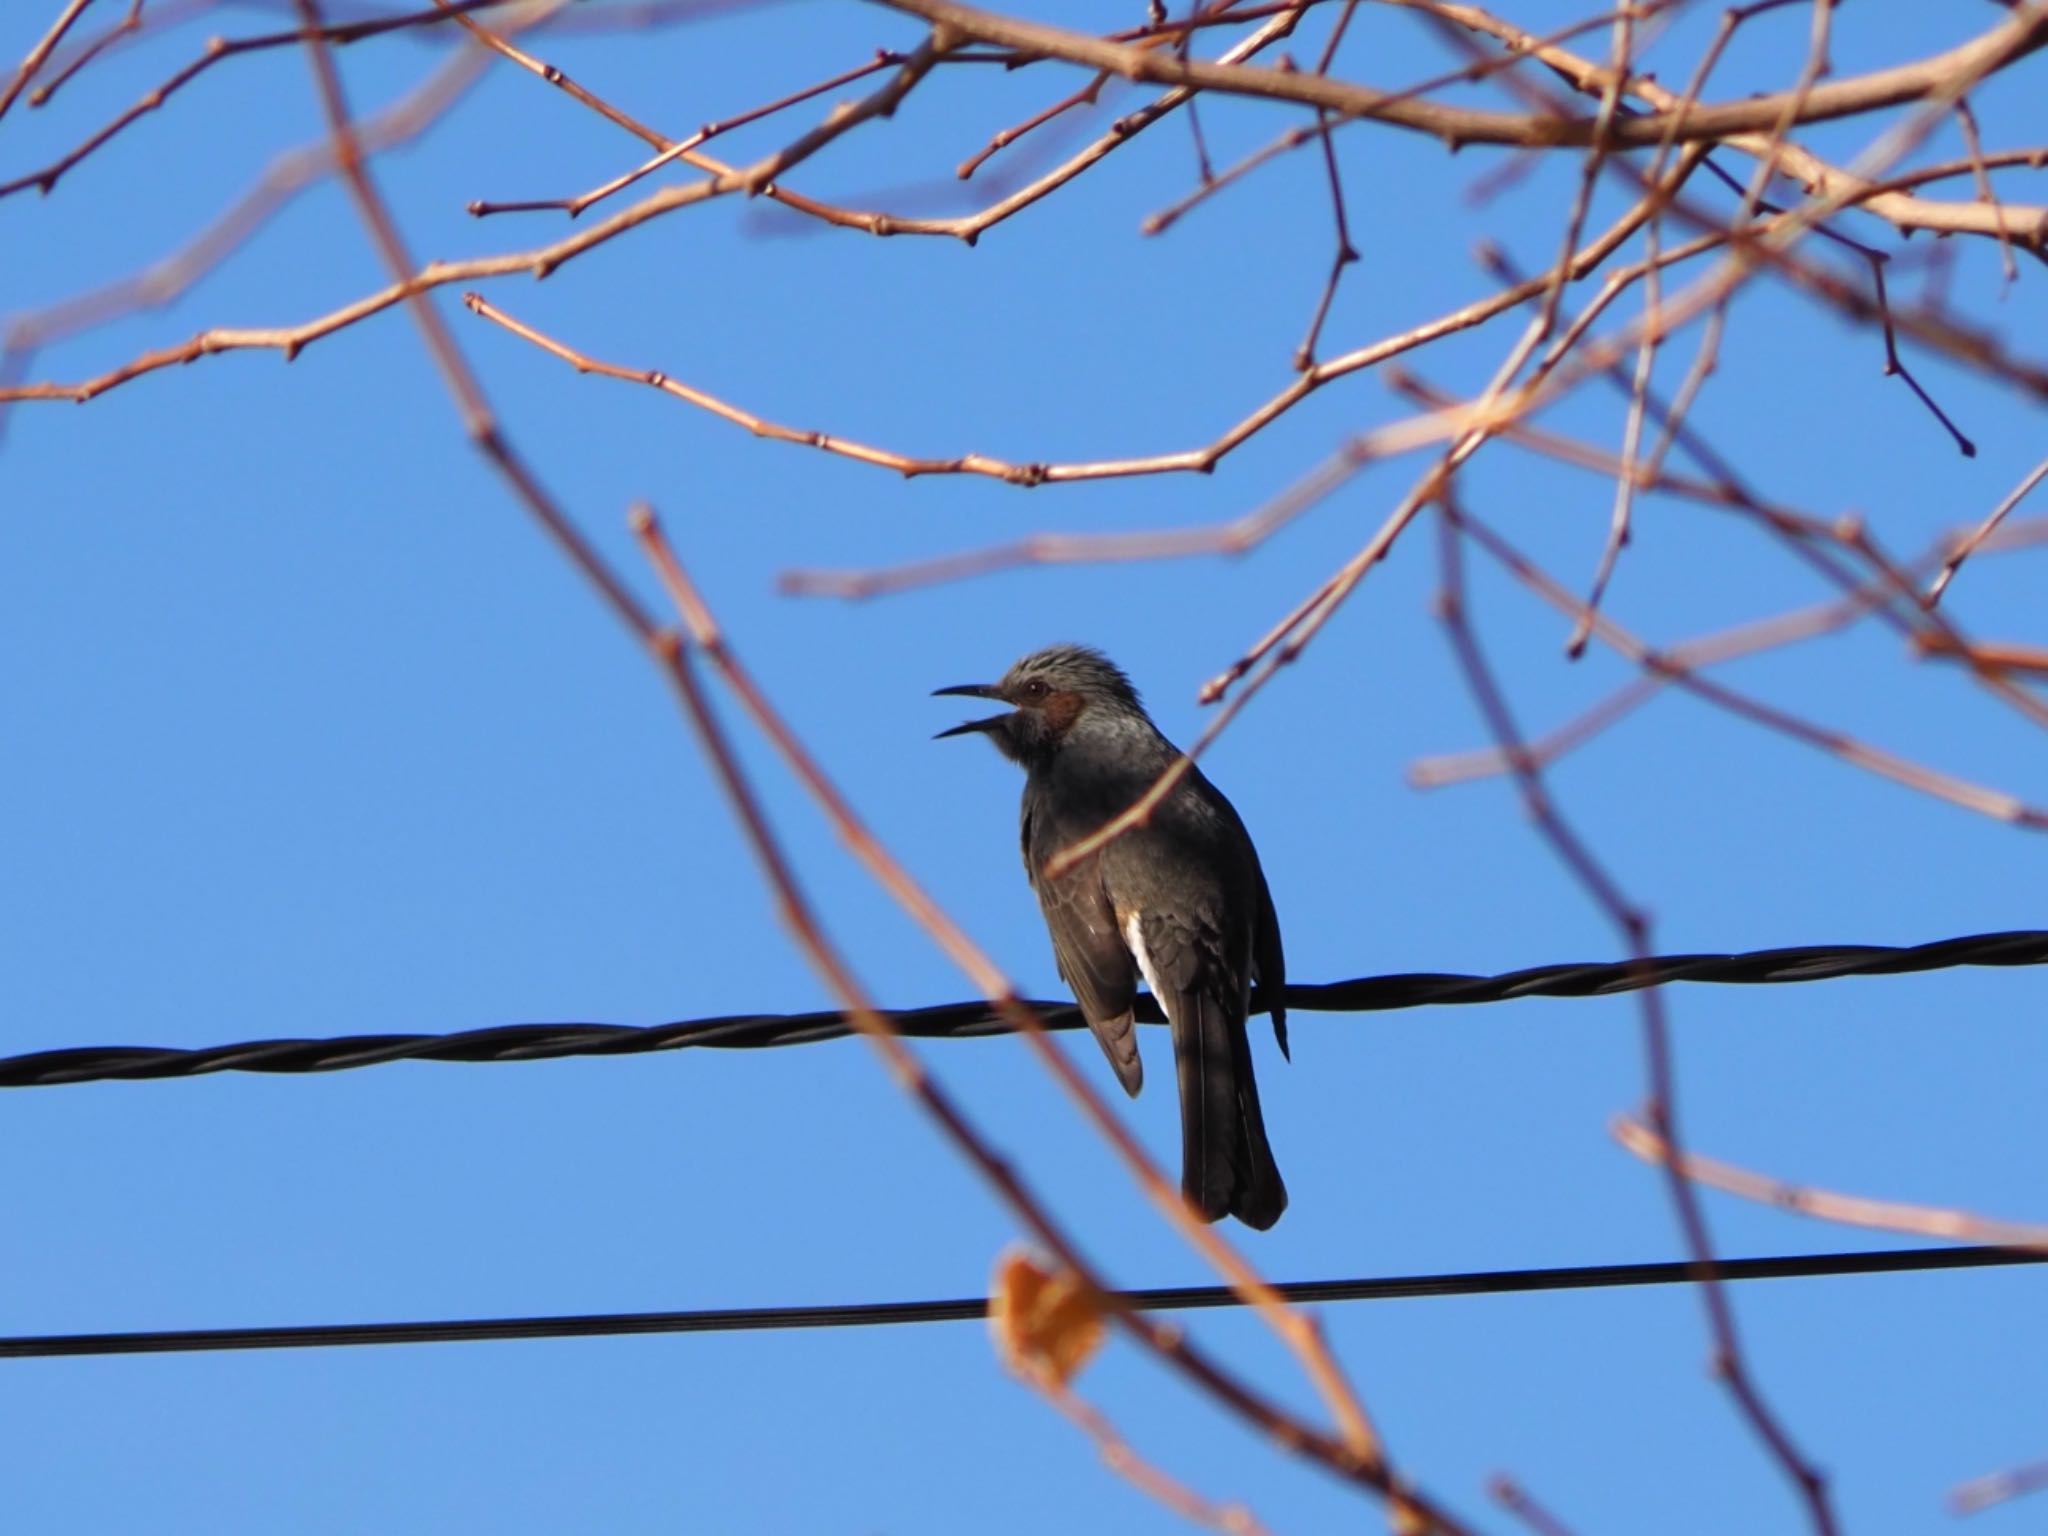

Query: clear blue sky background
[4,2,2046,1531]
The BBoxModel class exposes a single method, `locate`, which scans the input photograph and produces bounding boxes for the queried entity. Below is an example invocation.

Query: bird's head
[933,644,1143,764]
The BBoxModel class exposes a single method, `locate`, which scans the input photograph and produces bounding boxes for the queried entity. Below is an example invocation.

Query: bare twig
[872,0,2048,164]
[1451,506,2048,831]
[1038,1377,1276,1536]
[1915,633,2048,677]
[1412,571,1916,788]
[451,167,1715,527]
[2,19,500,409]
[1955,96,2020,283]
[1383,368,2048,743]
[1615,1117,2048,1248]
[1927,453,2048,606]
[1,42,951,405]
[1409,0,2048,248]
[0,0,531,198]
[23,0,141,107]
[956,68,1109,180]
[0,0,97,122]
[1952,1458,2048,1517]
[1291,0,1362,370]
[1434,495,1838,1536]
[1489,1476,1580,1536]
[451,12,909,223]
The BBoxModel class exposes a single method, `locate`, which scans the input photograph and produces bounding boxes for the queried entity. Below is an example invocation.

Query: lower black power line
[4,928,2044,1089]
[5,1245,2040,1359]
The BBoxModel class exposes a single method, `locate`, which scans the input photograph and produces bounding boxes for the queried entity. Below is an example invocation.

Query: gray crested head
[933,644,1149,766]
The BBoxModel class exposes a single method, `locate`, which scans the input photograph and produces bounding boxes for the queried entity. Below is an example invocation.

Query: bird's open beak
[932,682,1007,740]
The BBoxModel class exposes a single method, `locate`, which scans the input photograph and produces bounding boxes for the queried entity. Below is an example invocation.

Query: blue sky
[4,2,2047,1531]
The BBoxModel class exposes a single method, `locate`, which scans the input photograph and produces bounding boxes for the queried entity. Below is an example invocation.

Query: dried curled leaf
[989,1249,1105,1389]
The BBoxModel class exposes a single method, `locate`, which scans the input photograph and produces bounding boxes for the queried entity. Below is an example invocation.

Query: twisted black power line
[5,928,2043,1089]
[4,1245,2039,1359]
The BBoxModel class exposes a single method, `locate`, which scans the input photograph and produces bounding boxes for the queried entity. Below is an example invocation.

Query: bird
[934,644,1289,1230]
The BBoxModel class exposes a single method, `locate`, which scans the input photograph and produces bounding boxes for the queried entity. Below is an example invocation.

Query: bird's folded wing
[1033,869,1143,1097]
[1251,861,1288,1060]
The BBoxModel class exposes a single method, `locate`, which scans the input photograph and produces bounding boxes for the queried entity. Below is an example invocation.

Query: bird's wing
[1026,807,1142,1096]
[1250,858,1288,1061]
[1038,876,1144,1096]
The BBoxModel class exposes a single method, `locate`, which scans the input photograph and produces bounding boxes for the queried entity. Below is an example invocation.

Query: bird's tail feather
[1172,988,1288,1231]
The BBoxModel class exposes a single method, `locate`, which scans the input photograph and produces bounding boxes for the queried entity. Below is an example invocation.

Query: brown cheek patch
[1042,689,1087,737]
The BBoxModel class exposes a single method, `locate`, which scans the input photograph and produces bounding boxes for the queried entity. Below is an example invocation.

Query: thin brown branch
[1048,1383,1275,1536]
[1446,0,1988,461]
[1615,1116,2048,1248]
[1180,156,1881,763]
[294,0,484,429]
[931,0,1302,241]
[1411,572,1910,788]
[1390,365,2048,753]
[1569,0,1770,658]
[1291,132,1358,371]
[999,1318,1269,1536]
[0,0,527,199]
[1195,230,1695,712]
[1452,507,2048,831]
[1144,0,1676,238]
[780,512,1299,598]
[1178,48,1216,186]
[1413,0,2048,249]
[463,290,1206,484]
[0,42,949,405]
[18,2,2043,416]
[468,0,1295,236]
[1914,633,2048,678]
[3,24,495,378]
[1952,1458,2048,1516]
[1731,0,1837,229]
[453,12,906,222]
[871,0,2048,159]
[24,0,141,106]
[1489,1476,1579,1536]
[289,0,653,635]
[1565,0,1682,660]
[1927,453,2048,605]
[1289,0,1363,371]
[452,169,1713,512]
[956,68,1108,180]
[1,0,99,121]
[1583,0,2048,460]
[1433,495,1838,1536]
[1399,6,1657,668]
[1142,119,1309,236]
[1412,675,1662,788]
[1955,96,2019,283]
[459,290,1512,488]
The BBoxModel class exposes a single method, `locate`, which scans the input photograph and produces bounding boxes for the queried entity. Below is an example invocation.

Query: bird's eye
[1021,678,1050,701]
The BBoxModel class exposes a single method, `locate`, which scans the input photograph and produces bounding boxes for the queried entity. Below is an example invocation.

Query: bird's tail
[1172,988,1288,1231]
